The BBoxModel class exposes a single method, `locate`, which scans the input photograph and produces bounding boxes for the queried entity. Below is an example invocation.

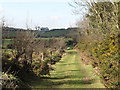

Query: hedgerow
[74,1,119,89]
[2,31,66,89]
[91,34,119,88]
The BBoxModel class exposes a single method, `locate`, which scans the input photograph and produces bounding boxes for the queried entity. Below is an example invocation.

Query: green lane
[31,50,105,89]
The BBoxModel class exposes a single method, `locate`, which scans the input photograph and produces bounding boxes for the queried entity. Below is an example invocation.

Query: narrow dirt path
[31,50,105,89]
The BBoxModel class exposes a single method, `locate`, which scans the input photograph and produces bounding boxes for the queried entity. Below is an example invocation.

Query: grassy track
[30,50,105,89]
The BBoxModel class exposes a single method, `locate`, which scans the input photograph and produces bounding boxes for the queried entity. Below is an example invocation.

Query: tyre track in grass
[31,50,105,89]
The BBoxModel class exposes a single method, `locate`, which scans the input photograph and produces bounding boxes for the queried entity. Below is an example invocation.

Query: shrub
[91,35,119,88]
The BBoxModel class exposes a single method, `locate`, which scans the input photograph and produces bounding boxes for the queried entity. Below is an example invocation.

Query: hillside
[2,27,78,38]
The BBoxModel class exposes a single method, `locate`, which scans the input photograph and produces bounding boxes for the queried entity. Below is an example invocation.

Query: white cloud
[0,5,4,19]
[50,16,60,20]
[0,0,119,3]
[0,0,70,3]
[0,6,3,13]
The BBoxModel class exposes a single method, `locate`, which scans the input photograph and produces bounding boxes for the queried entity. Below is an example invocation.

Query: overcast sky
[0,0,85,29]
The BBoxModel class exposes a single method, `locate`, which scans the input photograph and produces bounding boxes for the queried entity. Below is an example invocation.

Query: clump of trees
[2,30,66,88]
[73,0,119,88]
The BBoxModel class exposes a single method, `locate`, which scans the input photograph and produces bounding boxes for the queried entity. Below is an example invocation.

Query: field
[2,39,13,49]
[37,29,70,37]
[2,37,74,49]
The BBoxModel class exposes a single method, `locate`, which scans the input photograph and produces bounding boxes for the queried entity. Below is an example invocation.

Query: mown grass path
[30,50,105,89]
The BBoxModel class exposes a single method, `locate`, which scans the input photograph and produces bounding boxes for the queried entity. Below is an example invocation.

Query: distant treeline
[2,27,78,38]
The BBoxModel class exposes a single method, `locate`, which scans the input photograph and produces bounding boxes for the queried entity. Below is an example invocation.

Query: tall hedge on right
[75,1,119,89]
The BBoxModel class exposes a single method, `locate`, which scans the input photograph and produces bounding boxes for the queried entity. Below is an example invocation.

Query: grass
[30,50,105,89]
[2,39,13,49]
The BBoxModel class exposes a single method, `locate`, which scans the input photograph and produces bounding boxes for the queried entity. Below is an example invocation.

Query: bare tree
[13,30,35,66]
